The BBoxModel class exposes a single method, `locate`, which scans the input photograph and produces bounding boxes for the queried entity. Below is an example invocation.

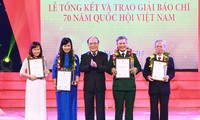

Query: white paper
[28,58,44,78]
[116,58,130,78]
[57,70,71,91]
[152,61,167,81]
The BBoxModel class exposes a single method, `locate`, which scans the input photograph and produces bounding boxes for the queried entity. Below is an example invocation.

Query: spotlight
[4,57,10,62]
[0,57,13,72]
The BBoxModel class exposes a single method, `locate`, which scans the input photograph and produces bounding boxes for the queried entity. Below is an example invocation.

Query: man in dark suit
[80,36,110,120]
[109,36,142,120]
[143,40,175,120]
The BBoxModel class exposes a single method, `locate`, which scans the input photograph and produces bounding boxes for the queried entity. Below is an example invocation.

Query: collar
[119,50,127,56]
[90,51,98,55]
[156,54,164,61]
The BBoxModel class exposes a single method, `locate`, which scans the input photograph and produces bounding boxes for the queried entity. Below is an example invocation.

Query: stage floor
[0,107,200,120]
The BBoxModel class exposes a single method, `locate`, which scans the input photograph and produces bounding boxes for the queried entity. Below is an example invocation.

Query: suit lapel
[118,51,124,58]
[125,52,128,58]
[94,51,100,62]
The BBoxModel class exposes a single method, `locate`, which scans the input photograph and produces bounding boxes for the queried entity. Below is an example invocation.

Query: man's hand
[163,75,169,82]
[111,68,117,76]
[147,75,154,81]
[90,59,97,68]
[130,67,138,74]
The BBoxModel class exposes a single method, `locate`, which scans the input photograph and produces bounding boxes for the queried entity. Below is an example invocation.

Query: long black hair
[59,37,74,68]
[28,41,43,58]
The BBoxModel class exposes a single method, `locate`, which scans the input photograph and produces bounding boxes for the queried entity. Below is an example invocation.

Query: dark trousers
[113,90,136,120]
[150,94,169,120]
[84,90,105,120]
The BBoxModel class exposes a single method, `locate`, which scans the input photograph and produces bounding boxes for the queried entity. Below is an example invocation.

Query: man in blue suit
[143,40,175,120]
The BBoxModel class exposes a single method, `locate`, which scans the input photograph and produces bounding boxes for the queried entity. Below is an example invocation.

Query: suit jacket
[80,51,110,92]
[143,56,175,95]
[109,52,142,91]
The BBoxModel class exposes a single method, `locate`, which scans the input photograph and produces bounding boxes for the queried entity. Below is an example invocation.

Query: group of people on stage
[20,36,175,120]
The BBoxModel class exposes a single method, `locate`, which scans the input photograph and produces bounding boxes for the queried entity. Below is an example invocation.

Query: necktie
[122,53,125,57]
[158,57,161,61]
[93,52,96,57]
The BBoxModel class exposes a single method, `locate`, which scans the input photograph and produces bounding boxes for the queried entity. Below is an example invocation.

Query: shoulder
[23,58,28,63]
[43,57,46,60]
[132,52,139,59]
[80,52,90,59]
[74,54,79,59]
[81,52,89,56]
[132,52,136,56]
[98,51,108,56]
[168,56,174,61]
[55,55,59,59]
[55,54,59,58]
[53,54,59,61]
[145,56,151,61]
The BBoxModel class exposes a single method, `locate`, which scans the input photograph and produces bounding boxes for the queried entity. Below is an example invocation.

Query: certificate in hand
[56,70,72,91]
[28,57,45,78]
[152,61,167,81]
[116,58,130,78]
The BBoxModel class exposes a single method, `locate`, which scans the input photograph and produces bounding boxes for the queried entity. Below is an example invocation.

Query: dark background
[0,0,21,72]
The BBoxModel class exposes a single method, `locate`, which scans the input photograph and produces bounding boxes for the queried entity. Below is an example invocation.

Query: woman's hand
[53,79,57,87]
[29,75,37,80]
[72,76,80,86]
[44,69,50,74]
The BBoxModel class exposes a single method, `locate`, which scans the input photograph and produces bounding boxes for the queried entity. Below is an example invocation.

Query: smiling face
[117,39,128,52]
[155,41,165,55]
[62,42,71,54]
[32,45,41,57]
[88,37,99,52]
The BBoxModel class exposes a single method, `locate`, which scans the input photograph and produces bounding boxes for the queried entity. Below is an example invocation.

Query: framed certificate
[152,61,167,81]
[116,58,130,78]
[56,70,72,91]
[28,57,45,78]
